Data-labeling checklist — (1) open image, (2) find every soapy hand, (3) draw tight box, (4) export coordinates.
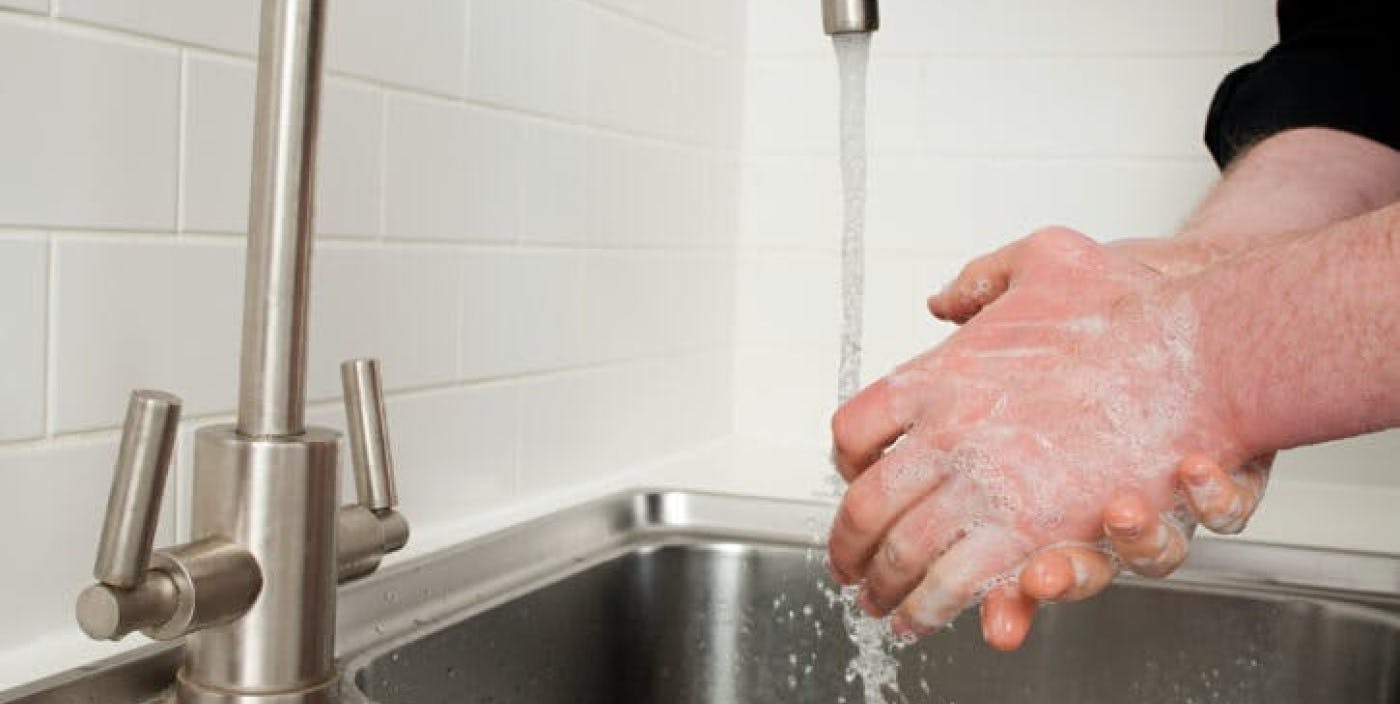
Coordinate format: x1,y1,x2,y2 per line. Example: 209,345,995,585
827,227,1251,640
942,236,1273,651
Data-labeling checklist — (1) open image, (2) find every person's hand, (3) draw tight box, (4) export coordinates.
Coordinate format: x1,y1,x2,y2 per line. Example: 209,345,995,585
925,235,1274,651
828,227,1251,640
978,451,1273,650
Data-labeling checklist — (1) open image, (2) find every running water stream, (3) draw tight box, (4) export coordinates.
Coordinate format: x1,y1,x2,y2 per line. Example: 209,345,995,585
828,32,907,704
835,33,870,406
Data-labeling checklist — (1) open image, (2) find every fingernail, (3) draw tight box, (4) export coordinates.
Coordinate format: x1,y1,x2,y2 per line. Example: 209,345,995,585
858,591,882,618
1184,464,1212,487
890,613,917,641
1105,517,1141,540
827,560,851,586
1067,554,1091,589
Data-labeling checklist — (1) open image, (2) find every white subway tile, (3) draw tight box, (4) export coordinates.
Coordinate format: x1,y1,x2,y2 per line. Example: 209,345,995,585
518,122,593,245
0,237,46,441
626,142,709,248
578,251,655,363
1225,0,1278,54
739,155,841,249
384,96,519,242
745,0,829,58
586,133,636,246
627,350,732,456
661,252,734,349
732,344,837,448
921,57,1234,158
459,107,523,240
629,141,681,246
459,250,516,380
309,246,460,398
504,250,584,374
735,253,839,349
864,155,983,257
0,22,177,230
386,384,517,527
861,254,959,377
659,350,733,447
704,153,742,246
1,436,174,651
316,79,383,237
868,58,924,155
466,0,592,120
325,0,466,97
874,0,1226,56
183,56,384,237
743,58,837,155
591,0,744,50
664,150,707,245
681,0,746,52
52,239,242,433
181,55,255,234
515,365,635,490
0,0,46,14
57,0,258,54
587,11,669,135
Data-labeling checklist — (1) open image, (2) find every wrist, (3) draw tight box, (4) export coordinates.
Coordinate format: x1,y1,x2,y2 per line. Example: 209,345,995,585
1169,204,1400,457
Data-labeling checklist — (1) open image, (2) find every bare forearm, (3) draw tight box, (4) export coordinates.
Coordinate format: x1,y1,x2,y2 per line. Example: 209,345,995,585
1185,202,1400,456
1153,129,1400,274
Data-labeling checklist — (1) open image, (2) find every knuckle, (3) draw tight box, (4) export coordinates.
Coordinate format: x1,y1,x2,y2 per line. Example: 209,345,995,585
881,535,914,573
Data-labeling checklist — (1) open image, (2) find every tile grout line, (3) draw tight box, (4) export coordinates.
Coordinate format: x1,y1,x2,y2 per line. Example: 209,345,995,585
17,225,737,255
3,344,730,451
376,90,389,243
175,48,188,239
41,234,57,438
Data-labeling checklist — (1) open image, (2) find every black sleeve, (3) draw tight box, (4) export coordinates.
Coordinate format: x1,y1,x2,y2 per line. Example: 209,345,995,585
1203,0,1400,168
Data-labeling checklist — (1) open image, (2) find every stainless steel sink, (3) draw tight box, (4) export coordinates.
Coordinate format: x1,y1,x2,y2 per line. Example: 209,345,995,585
6,491,1400,704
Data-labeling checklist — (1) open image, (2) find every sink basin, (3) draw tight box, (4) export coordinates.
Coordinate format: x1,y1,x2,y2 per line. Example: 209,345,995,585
347,542,1399,704
338,492,1400,704
5,491,1399,704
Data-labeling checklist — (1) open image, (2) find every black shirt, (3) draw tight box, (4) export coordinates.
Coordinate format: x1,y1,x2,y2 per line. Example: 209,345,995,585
1204,0,1400,167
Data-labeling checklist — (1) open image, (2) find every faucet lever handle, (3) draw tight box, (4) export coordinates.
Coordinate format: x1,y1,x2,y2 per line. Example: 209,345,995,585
94,390,181,588
340,358,398,511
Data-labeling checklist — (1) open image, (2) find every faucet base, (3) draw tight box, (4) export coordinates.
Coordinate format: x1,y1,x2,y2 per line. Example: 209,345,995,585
181,426,341,702
173,667,338,704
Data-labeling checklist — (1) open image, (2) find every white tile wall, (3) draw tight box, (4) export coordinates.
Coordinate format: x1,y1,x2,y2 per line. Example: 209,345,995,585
51,238,243,432
0,237,46,441
0,0,739,683
56,0,259,54
0,20,178,230
324,0,467,97
0,0,45,15
2,437,135,652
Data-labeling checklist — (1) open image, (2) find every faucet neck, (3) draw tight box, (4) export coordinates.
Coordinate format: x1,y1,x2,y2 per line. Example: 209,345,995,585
236,0,326,438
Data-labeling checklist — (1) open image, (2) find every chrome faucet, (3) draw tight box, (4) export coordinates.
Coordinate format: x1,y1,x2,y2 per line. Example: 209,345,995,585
74,1,407,702
822,0,880,34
